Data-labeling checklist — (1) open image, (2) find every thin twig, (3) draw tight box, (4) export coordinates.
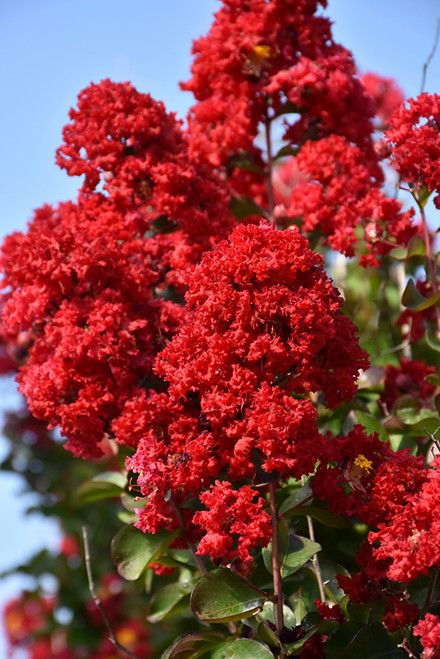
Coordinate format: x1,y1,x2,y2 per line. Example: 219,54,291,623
269,481,285,656
421,18,440,94
264,106,276,224
82,526,140,659
302,477,325,603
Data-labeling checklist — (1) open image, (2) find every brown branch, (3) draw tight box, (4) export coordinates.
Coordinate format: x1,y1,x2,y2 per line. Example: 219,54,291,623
269,481,285,653
82,526,140,659
421,18,440,94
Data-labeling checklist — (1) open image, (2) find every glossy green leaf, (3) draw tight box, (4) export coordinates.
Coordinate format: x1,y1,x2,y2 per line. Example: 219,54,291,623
407,234,426,257
161,631,227,659
77,471,126,502
279,479,313,516
190,568,267,623
111,525,179,580
427,324,440,353
263,534,321,578
227,152,265,175
418,183,432,208
324,621,406,658
284,505,350,528
147,580,196,623
223,639,274,658
354,411,388,442
273,144,299,160
402,278,440,311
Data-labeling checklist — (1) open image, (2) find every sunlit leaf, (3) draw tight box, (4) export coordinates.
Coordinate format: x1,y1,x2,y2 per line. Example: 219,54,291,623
190,568,267,622
263,534,321,578
111,525,179,580
161,631,227,659
77,471,126,502
147,580,197,623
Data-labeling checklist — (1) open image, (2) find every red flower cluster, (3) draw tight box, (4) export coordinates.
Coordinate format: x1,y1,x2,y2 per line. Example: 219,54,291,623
414,613,440,659
0,80,234,458
194,481,272,565
386,93,440,207
128,222,368,560
182,0,377,169
371,457,440,582
274,135,415,264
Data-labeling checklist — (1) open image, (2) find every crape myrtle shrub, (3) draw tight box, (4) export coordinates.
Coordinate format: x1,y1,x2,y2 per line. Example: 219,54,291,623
2,1,440,658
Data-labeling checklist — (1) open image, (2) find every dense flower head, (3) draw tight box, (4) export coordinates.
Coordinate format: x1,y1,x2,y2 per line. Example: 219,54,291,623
127,222,367,538
194,481,272,565
414,613,440,659
370,457,440,583
274,136,415,264
312,426,393,518
0,80,236,458
386,93,440,207
158,221,368,408
182,0,377,169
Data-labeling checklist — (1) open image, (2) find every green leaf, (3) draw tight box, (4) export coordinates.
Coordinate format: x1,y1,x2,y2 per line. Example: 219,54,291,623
324,621,406,658
418,184,432,208
77,471,126,502
161,631,227,659
190,568,267,623
263,534,321,578
279,479,313,516
407,234,426,257
284,505,350,528
111,525,179,581
222,639,274,658
147,579,197,623
353,411,388,443
427,324,440,353
389,235,426,261
273,144,299,160
402,278,440,311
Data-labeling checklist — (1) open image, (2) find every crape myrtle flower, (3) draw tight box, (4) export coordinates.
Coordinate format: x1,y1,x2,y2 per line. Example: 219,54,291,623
128,222,368,556
0,81,235,459
414,613,440,659
181,0,377,169
386,93,440,208
194,481,272,565
370,457,440,583
274,135,415,265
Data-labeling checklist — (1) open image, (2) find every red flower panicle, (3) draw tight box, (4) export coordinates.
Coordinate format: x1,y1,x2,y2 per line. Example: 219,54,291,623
194,481,272,565
414,613,440,659
0,80,234,458
181,0,378,179
386,93,440,207
128,222,368,557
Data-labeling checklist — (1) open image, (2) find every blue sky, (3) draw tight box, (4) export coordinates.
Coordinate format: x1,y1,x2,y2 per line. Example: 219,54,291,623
1,0,440,652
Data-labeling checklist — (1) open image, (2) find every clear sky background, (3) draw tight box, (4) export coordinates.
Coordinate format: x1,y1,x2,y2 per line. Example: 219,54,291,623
1,0,440,653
